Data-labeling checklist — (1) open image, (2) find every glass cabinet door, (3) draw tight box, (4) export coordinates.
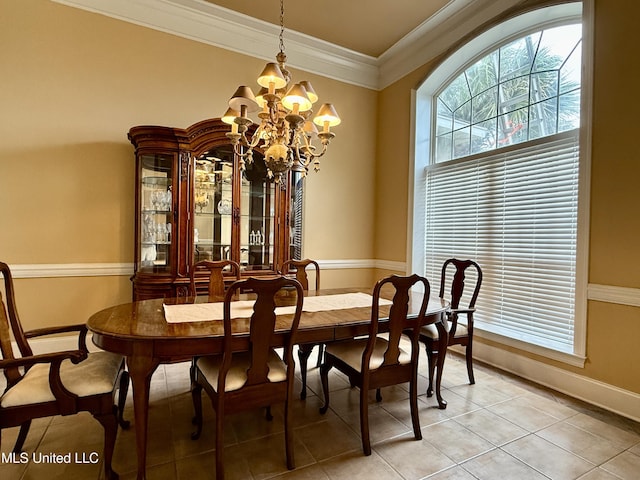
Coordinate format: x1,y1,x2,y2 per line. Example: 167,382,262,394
193,149,234,263
241,156,275,272
138,154,173,273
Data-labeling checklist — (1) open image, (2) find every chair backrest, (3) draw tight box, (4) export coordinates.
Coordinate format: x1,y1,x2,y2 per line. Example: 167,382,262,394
0,262,32,387
220,276,304,389
439,259,482,310
190,260,241,298
364,274,430,370
281,259,320,291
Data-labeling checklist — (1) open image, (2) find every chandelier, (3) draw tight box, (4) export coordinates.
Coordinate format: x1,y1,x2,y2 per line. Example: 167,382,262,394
222,0,341,185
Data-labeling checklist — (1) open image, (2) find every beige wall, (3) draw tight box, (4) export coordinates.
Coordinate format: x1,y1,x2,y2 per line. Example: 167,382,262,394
2,0,638,401
0,0,377,330
374,0,640,395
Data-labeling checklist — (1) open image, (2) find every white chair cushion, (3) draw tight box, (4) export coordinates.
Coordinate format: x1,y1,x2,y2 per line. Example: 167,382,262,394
420,321,468,340
325,337,411,373
196,349,286,393
1,351,124,408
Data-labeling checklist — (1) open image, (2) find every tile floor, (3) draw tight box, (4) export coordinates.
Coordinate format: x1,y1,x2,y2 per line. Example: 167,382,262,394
2,349,640,480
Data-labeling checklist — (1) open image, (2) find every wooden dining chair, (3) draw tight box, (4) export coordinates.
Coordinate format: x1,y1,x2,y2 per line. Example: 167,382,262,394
0,261,129,480
190,259,241,299
190,276,304,480
281,258,321,399
420,258,482,397
318,274,431,456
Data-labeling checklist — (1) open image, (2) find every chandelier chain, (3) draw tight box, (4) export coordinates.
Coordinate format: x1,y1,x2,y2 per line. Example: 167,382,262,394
278,0,285,55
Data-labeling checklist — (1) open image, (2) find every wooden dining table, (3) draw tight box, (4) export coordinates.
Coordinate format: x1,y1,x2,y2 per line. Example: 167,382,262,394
87,287,449,480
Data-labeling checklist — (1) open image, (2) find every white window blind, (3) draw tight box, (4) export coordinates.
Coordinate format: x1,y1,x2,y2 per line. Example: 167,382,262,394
424,131,579,352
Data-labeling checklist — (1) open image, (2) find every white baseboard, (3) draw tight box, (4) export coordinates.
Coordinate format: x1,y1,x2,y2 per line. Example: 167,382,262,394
471,342,640,423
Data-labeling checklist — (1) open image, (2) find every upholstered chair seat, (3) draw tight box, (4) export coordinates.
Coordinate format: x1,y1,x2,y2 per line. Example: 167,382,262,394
420,321,469,341
1,351,124,408
324,337,411,372
195,350,287,393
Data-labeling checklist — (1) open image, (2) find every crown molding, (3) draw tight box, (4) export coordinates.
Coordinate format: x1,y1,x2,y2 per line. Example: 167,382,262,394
50,0,521,91
378,0,523,88
51,0,379,89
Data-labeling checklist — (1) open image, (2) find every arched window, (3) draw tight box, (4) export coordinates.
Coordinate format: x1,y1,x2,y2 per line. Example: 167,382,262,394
411,3,590,363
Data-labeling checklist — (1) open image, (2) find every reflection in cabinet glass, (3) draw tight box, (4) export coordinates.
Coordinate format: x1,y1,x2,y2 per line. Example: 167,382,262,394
240,154,276,271
192,149,233,265
129,118,303,300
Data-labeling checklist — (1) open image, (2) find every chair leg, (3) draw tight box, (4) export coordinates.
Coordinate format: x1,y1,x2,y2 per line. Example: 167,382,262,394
215,400,225,480
298,344,313,400
284,395,295,470
315,343,325,368
466,341,475,385
424,341,436,397
189,359,195,385
409,371,422,441
117,370,130,429
318,361,332,414
12,420,31,453
94,410,119,480
375,388,382,402
360,387,371,456
191,382,203,440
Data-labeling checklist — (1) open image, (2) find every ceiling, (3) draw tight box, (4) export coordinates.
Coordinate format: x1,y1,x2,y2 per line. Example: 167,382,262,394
204,0,451,58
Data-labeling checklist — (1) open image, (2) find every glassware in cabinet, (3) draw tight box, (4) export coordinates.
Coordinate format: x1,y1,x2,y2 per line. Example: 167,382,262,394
138,154,173,272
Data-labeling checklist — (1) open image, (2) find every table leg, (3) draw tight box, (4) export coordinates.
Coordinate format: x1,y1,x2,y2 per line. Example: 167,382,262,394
434,315,448,409
297,344,314,399
126,350,159,480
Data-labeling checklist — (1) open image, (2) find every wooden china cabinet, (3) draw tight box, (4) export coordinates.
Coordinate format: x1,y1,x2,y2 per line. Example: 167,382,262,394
129,118,305,300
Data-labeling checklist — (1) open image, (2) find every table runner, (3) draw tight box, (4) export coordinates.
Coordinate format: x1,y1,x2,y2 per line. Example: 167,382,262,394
163,292,391,324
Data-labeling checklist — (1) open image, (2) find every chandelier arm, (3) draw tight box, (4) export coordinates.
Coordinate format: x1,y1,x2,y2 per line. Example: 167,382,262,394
269,104,280,125
247,126,264,150
233,143,251,159
299,133,328,161
293,143,310,168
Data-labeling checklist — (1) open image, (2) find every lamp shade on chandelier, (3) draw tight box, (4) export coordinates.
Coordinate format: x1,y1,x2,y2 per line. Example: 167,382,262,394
222,0,341,185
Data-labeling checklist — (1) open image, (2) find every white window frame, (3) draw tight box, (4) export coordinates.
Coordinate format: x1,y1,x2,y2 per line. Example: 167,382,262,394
408,2,592,367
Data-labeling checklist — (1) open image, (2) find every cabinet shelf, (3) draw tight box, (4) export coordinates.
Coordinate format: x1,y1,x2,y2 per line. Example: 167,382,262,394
141,176,172,187
142,209,173,215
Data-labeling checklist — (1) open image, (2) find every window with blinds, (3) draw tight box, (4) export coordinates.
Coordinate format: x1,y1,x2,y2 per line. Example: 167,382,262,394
424,132,579,352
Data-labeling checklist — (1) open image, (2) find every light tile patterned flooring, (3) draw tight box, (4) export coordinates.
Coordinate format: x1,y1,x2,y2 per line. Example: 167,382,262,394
2,349,640,479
